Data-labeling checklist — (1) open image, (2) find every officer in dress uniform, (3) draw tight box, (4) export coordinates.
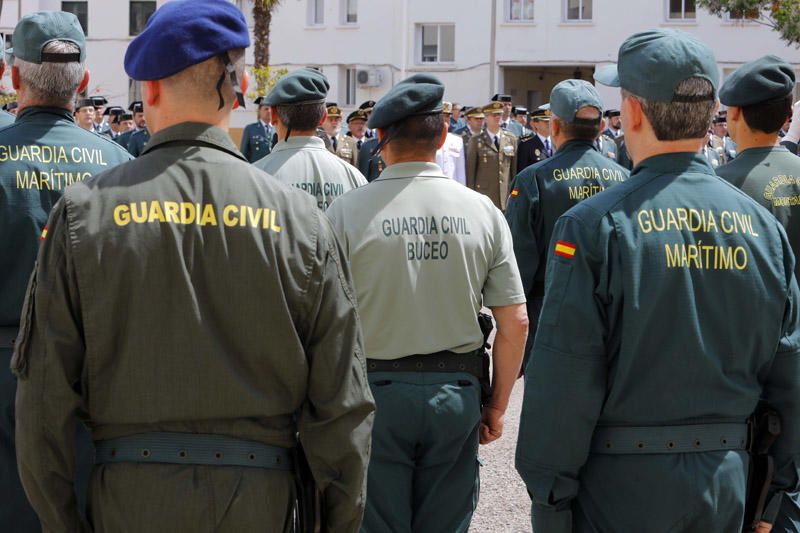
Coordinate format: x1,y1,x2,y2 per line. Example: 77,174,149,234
511,106,532,137
454,105,484,142
326,73,528,533
357,137,385,182
505,80,629,373
436,101,467,185
517,107,553,172
0,11,133,533
239,95,275,163
492,92,514,130
254,68,366,210
516,28,800,532
602,109,623,139
359,99,376,139
74,98,95,130
91,95,109,134
127,120,151,157
345,108,369,151
116,100,145,150
717,56,800,283
710,113,737,163
466,101,518,209
13,2,375,531
101,106,125,140
595,131,619,161
323,102,358,166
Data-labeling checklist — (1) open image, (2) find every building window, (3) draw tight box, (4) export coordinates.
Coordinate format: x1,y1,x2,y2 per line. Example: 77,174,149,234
342,0,357,24
565,0,592,21
727,6,759,20
61,1,88,35
129,1,156,36
344,68,356,106
668,0,696,19
309,0,324,25
509,0,534,21
419,24,455,63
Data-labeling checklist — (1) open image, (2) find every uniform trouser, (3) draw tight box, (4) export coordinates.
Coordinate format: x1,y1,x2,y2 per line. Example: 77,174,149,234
88,462,296,532
362,371,481,533
1,346,40,532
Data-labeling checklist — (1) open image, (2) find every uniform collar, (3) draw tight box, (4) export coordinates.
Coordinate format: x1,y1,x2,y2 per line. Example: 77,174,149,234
271,135,326,152
142,122,246,161
633,152,714,177
16,106,75,123
558,139,595,153
736,145,789,157
375,161,448,181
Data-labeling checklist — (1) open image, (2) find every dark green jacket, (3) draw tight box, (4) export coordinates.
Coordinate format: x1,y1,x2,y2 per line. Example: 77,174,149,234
0,106,132,326
127,128,151,157
240,121,274,163
115,129,135,150
12,122,375,532
505,140,628,369
717,145,800,280
356,137,384,182
516,153,800,532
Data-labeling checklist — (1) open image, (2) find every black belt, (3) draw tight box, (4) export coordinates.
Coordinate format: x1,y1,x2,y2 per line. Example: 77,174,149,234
590,423,748,455
0,327,17,349
366,350,484,381
95,432,293,470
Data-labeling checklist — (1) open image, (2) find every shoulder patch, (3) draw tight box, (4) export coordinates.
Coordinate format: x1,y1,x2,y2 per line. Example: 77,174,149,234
554,240,576,259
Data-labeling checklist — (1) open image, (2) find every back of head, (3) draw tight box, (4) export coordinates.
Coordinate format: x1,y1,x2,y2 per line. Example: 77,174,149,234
10,11,87,107
595,29,719,142
264,68,329,133
550,79,603,141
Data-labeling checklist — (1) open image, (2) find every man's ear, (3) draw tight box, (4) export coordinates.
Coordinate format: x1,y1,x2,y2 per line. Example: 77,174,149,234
318,109,328,127
77,69,90,94
622,95,643,133
11,65,19,91
143,80,160,107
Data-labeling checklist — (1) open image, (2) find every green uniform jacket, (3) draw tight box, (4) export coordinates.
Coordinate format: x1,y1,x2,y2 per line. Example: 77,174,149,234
115,129,135,150
596,134,618,162
0,106,132,326
357,137,385,182
516,153,800,532
717,145,800,281
466,129,518,210
255,136,366,210
127,128,151,157
12,122,375,532
240,121,274,163
505,140,628,370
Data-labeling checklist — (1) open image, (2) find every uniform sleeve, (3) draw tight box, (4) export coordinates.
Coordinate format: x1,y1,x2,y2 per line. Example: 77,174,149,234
515,213,614,533
466,137,478,189
510,136,518,178
482,205,526,307
12,198,89,532
239,126,252,161
765,226,800,527
297,211,375,533
357,144,372,177
454,137,467,186
504,170,543,301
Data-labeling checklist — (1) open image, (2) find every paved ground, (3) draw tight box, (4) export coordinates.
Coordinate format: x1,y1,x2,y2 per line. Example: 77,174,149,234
470,381,532,532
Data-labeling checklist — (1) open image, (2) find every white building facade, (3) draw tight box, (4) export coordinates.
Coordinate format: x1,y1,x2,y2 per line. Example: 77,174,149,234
0,0,797,134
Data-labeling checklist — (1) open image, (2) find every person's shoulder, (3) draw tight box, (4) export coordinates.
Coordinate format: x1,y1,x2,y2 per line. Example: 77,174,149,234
500,129,518,142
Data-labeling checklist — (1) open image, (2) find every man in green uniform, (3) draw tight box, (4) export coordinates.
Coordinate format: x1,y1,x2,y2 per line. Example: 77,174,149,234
13,2,374,531
126,120,151,157
240,95,274,162
115,100,145,150
255,68,365,210
505,79,628,372
516,29,800,532
0,11,132,533
466,101,518,210
327,74,528,533
717,56,800,283
357,136,385,182
73,98,95,130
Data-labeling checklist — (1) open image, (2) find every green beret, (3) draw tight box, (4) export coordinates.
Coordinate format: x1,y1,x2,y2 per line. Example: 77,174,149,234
595,29,718,103
550,79,603,121
264,68,329,106
719,55,795,107
368,74,444,130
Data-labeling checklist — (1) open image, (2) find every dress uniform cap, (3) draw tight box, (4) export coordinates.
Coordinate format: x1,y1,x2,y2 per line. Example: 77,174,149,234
103,106,125,116
90,96,108,107
120,112,133,121
594,29,718,103
491,93,512,103
263,68,329,106
513,106,528,115
359,100,376,110
483,102,505,114
128,101,144,113
8,11,86,64
531,108,552,121
464,106,484,119
124,0,250,81
712,114,727,124
550,79,603,121
75,98,94,110
367,73,444,130
719,55,796,107
604,109,621,118
253,96,266,106
443,101,453,114
347,109,369,123
326,102,342,117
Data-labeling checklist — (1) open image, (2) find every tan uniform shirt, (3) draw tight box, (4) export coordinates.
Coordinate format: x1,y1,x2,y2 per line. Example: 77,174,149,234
466,129,518,210
326,162,526,360
331,133,358,167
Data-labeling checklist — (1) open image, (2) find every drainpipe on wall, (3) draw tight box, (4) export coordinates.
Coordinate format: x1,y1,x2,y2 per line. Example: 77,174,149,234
489,0,497,96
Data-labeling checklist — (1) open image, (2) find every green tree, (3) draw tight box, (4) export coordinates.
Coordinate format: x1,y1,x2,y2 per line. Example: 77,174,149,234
250,0,286,96
697,1,800,46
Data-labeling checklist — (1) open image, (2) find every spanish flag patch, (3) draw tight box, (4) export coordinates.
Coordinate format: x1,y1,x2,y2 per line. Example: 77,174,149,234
511,189,519,197
40,226,48,241
554,240,576,259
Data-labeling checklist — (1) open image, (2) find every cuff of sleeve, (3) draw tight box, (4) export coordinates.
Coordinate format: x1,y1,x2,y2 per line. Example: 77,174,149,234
532,504,572,533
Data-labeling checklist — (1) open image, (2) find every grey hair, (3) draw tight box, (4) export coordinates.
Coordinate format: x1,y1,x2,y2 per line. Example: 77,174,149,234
15,40,84,106
275,102,326,131
622,77,715,141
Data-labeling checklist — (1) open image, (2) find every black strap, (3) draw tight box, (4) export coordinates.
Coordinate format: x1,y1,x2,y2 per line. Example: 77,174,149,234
367,350,484,381
41,52,81,63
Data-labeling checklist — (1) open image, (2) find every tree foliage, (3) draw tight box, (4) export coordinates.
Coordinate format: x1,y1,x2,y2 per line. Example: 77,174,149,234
697,0,800,46
250,0,284,93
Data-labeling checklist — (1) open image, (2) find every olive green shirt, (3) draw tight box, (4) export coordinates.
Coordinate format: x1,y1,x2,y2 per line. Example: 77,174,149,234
326,162,525,360
13,122,375,532
466,129,518,210
254,136,366,210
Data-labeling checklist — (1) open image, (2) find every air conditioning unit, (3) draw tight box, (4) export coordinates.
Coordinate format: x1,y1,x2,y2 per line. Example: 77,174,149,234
357,69,383,88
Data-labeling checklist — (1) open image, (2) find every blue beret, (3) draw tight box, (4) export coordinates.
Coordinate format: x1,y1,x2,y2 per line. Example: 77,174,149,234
368,74,445,130
720,55,796,107
264,68,329,106
124,0,250,81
